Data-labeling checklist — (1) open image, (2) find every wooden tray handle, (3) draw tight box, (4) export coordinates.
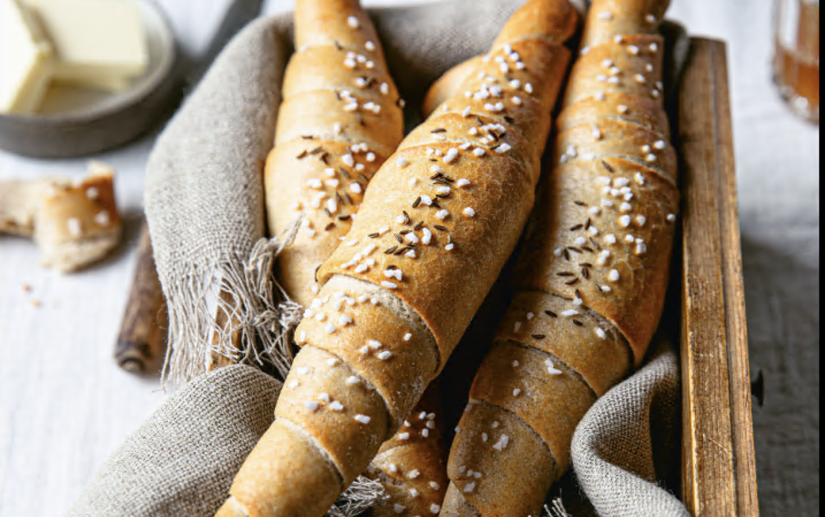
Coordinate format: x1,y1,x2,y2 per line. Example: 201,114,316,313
115,220,168,374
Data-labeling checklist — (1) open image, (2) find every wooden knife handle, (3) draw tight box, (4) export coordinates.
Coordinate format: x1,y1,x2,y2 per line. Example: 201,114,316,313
115,220,168,374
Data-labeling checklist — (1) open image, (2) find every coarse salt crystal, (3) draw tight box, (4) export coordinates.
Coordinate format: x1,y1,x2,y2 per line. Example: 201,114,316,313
305,401,320,411
94,211,110,227
492,435,510,451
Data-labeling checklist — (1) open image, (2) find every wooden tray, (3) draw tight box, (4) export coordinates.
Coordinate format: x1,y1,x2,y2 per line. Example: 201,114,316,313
116,36,760,517
677,37,759,516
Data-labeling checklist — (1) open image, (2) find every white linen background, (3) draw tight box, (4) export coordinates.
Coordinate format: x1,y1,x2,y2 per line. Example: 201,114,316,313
0,0,818,516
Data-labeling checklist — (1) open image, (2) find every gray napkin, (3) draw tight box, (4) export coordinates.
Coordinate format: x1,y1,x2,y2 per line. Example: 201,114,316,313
68,343,687,517
80,2,693,516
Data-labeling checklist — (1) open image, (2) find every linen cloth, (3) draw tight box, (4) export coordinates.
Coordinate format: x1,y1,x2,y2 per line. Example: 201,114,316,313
68,347,687,517
71,3,690,515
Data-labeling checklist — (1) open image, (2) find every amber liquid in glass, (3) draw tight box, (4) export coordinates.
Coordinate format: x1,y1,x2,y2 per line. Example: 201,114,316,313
774,1,820,122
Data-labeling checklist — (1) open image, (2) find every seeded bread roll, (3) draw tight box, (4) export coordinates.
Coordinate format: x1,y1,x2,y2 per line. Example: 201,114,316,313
438,1,680,516
265,0,405,309
263,1,447,513
219,1,576,515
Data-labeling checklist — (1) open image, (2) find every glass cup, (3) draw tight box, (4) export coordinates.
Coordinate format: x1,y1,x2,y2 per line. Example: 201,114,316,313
773,0,820,123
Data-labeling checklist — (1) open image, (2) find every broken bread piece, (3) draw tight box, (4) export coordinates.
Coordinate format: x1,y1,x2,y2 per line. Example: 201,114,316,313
33,161,123,272
0,178,59,236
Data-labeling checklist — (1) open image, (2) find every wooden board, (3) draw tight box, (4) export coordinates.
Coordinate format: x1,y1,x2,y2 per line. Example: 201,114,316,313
677,38,759,516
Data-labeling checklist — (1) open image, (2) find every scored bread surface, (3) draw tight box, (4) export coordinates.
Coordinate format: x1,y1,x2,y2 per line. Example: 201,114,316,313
222,0,577,515
265,0,404,309
438,1,680,516
262,0,451,512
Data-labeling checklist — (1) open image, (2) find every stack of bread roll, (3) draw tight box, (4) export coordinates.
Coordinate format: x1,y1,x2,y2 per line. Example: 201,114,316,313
261,0,446,515
436,0,680,515
217,0,578,515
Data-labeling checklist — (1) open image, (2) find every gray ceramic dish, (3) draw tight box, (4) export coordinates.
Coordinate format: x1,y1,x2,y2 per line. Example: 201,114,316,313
0,0,181,158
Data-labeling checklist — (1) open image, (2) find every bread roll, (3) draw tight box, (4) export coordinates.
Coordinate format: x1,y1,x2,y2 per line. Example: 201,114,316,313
0,162,122,273
438,1,679,515
264,0,404,309
218,1,577,515
260,0,446,513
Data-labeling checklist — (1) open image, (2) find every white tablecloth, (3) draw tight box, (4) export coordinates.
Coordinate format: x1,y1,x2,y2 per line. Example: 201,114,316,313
0,1,818,516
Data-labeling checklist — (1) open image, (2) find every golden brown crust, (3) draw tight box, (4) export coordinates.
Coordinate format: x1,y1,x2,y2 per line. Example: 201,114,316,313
296,275,439,426
319,143,538,365
275,92,403,158
398,113,540,182
439,485,481,517
555,91,670,138
468,341,596,478
276,345,392,483
513,160,678,361
228,419,343,517
494,291,631,397
295,0,385,58
562,34,666,109
233,1,405,514
448,402,557,517
367,385,449,517
265,140,380,307
579,0,670,49
440,1,677,515
33,163,123,273
492,0,578,47
266,0,404,303
232,1,578,515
